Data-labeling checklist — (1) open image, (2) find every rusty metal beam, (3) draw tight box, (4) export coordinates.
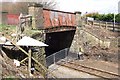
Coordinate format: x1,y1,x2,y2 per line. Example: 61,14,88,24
43,8,75,14
45,26,76,33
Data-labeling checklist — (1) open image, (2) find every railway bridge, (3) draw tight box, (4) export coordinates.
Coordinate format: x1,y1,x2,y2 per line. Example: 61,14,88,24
28,4,82,56
5,3,82,56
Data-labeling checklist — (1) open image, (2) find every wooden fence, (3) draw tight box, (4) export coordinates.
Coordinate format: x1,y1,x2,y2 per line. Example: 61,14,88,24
87,20,120,32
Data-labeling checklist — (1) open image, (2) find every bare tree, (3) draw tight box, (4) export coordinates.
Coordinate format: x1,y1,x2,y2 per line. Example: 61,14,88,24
37,0,57,9
1,0,57,14
2,2,28,14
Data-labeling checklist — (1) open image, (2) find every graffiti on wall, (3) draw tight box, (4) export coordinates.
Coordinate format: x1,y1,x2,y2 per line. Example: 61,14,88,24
43,9,76,28
7,9,76,29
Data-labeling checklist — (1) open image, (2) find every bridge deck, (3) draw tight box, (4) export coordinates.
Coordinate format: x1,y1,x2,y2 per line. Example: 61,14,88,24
45,25,76,33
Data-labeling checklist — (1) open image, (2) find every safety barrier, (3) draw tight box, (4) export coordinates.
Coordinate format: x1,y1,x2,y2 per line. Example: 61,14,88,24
46,48,78,67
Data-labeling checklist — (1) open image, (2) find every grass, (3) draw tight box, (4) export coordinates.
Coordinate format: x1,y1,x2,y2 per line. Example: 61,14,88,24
0,24,16,35
25,28,42,36
0,24,42,37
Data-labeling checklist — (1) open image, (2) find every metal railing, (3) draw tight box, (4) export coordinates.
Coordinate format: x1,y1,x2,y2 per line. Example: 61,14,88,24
46,48,78,67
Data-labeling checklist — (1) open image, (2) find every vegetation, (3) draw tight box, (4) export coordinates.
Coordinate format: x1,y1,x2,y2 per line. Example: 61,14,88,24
0,24,16,35
25,28,43,37
0,24,42,39
86,12,120,23
1,1,57,14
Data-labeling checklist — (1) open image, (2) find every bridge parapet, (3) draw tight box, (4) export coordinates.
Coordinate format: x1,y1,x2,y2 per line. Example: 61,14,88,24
28,3,82,32
43,9,76,28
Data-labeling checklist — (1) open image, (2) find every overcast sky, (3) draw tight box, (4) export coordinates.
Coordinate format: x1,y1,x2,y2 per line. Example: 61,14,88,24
56,0,120,14
1,0,120,14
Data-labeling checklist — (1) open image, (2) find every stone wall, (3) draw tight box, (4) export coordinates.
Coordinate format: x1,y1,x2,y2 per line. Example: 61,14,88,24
69,27,82,53
69,12,82,53
69,26,118,63
28,3,47,77
31,30,46,77
70,26,115,53
81,28,111,49
28,4,44,29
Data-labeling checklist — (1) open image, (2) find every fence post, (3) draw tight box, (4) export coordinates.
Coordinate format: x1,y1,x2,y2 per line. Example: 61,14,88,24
65,48,69,62
113,22,115,32
28,48,32,77
105,22,107,30
92,21,94,27
99,21,101,28
53,54,55,64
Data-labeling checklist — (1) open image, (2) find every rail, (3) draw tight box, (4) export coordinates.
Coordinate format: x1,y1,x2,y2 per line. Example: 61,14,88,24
57,61,120,79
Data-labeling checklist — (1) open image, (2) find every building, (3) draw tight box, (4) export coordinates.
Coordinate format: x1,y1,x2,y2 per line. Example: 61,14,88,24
0,11,8,24
118,1,120,13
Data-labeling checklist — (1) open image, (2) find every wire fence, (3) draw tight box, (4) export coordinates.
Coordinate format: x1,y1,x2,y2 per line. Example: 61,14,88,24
46,48,78,67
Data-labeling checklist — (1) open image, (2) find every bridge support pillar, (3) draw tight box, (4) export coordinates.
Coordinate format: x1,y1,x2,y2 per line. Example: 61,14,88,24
70,12,82,53
28,3,44,29
28,3,47,77
75,11,82,27
69,27,82,54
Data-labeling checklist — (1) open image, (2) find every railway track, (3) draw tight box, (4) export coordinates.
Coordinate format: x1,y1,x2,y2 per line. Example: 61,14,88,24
57,61,120,80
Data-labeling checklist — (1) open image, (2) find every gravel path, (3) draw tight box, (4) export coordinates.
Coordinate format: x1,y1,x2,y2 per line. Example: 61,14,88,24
74,59,118,74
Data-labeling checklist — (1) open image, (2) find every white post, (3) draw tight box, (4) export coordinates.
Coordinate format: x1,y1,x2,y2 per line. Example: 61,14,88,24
28,48,32,77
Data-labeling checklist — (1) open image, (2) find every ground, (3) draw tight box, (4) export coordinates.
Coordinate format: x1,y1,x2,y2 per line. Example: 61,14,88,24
48,59,118,78
0,24,44,78
0,49,43,78
47,24,119,78
48,64,98,78
0,23,119,78
81,24,119,63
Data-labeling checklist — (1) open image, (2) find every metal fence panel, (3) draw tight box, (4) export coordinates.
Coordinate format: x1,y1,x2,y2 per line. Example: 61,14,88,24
55,49,66,62
46,48,79,67
46,48,69,67
46,55,54,67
